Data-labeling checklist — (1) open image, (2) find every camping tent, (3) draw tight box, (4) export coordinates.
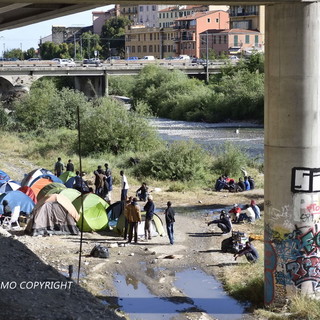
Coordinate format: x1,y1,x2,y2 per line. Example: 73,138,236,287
0,190,35,215
107,201,164,237
64,176,76,188
18,186,37,204
30,177,58,197
36,182,66,202
0,180,21,193
0,170,10,185
73,193,109,232
21,168,53,187
30,174,62,186
59,171,76,183
25,193,79,236
59,188,81,203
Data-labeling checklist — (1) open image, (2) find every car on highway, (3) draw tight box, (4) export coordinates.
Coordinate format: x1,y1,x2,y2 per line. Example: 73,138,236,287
82,58,102,66
126,56,139,61
52,58,76,67
106,56,121,61
191,58,206,64
28,58,41,61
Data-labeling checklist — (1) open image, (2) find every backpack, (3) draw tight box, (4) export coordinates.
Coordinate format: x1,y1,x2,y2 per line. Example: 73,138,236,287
90,245,109,258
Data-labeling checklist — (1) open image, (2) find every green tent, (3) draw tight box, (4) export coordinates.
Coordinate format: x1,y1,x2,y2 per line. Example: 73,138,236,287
59,171,76,183
37,182,66,202
60,188,81,203
73,193,109,232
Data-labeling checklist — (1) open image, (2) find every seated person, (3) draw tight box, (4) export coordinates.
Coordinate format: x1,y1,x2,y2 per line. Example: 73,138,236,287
136,182,149,201
237,178,245,191
207,210,232,234
0,200,12,224
238,204,256,223
250,200,261,220
244,176,251,191
248,176,255,190
234,241,259,263
229,204,241,223
215,176,228,191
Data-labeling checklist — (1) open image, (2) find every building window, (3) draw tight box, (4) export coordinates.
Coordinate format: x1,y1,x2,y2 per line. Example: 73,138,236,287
138,35,140,41
144,34,146,41
245,35,250,44
159,23,162,28
154,45,157,52
213,36,216,44
140,6,143,12
150,33,153,40
224,35,227,44
143,45,147,52
234,35,238,46
132,46,135,53
219,35,222,44
149,45,153,52
215,18,219,23
138,46,141,53
152,5,156,11
255,35,259,45
207,18,211,23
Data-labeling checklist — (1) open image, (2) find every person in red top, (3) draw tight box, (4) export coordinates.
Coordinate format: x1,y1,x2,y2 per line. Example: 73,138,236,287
228,204,241,223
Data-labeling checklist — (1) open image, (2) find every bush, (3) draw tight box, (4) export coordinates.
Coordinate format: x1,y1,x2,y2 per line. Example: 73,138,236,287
79,97,162,156
213,142,249,177
134,141,212,182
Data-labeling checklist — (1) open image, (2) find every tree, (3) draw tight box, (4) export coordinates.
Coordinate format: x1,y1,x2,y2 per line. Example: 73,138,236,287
24,48,37,60
4,48,23,60
100,16,131,58
80,32,102,59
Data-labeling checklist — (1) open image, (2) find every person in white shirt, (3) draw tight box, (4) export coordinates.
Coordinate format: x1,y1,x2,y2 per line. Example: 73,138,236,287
120,170,129,201
238,204,255,223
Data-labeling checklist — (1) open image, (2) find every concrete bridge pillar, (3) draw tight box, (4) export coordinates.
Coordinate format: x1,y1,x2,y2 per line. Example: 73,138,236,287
74,76,106,98
265,2,320,306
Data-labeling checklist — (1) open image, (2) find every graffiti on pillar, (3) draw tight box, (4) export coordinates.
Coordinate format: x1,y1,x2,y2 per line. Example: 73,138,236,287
293,193,320,223
291,167,320,193
265,241,277,305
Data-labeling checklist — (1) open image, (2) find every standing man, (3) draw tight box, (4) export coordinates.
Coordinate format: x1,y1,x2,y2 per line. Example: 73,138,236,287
104,170,113,204
143,195,155,240
164,201,175,245
126,197,141,244
94,165,105,197
54,157,65,177
104,163,111,176
66,159,74,172
120,170,129,201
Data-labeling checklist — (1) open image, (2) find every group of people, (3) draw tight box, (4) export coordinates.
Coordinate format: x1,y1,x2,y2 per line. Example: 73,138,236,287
123,195,175,245
215,175,255,193
93,164,113,203
207,200,261,263
54,158,74,177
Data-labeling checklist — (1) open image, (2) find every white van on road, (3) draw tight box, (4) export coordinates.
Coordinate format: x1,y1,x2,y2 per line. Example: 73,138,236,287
142,56,155,60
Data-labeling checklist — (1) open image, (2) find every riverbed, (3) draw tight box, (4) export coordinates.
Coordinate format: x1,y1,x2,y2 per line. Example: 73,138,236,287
149,118,264,161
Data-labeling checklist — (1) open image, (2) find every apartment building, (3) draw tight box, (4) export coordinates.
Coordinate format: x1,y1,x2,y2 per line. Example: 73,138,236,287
199,28,263,57
174,10,230,58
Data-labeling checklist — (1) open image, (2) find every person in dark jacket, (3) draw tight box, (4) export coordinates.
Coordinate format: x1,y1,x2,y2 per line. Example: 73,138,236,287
136,182,149,201
143,195,155,240
238,178,245,191
234,241,259,263
207,210,232,234
66,159,74,172
248,176,255,190
164,201,175,245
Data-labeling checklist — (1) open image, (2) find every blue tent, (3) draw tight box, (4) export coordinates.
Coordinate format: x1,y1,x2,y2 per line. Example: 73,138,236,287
64,176,76,188
0,190,35,215
21,168,53,187
0,170,10,186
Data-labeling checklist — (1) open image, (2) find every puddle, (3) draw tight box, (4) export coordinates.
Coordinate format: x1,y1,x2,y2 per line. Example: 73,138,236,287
175,269,245,320
114,273,193,320
114,269,246,320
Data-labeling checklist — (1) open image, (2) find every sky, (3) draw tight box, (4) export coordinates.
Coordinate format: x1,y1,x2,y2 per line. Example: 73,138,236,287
0,5,114,51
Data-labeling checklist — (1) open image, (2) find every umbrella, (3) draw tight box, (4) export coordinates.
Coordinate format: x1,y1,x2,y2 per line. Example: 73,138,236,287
0,180,21,193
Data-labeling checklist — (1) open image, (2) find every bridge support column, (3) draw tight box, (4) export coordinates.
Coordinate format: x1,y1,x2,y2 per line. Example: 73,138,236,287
104,72,109,96
265,2,320,306
74,76,106,98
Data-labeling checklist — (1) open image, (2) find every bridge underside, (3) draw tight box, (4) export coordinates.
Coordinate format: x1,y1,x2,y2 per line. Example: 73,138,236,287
0,0,308,31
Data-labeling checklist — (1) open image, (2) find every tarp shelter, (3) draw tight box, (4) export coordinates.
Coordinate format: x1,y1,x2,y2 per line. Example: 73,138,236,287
21,168,53,187
59,188,81,203
0,190,35,215
59,171,76,183
0,180,21,193
37,182,66,202
73,193,109,232
18,186,37,204
106,201,125,228
25,193,79,236
0,170,10,185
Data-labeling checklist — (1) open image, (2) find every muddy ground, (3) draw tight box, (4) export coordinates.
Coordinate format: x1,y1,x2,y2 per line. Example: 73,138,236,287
0,180,265,320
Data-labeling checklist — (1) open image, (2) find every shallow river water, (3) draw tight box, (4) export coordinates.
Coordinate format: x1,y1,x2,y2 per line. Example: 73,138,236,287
149,118,264,161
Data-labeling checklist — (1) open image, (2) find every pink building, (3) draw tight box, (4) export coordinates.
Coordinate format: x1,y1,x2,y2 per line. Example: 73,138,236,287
92,6,120,35
174,10,229,58
199,28,263,57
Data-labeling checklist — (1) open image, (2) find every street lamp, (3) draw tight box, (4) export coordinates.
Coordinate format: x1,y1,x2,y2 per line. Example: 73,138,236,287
0,36,4,59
